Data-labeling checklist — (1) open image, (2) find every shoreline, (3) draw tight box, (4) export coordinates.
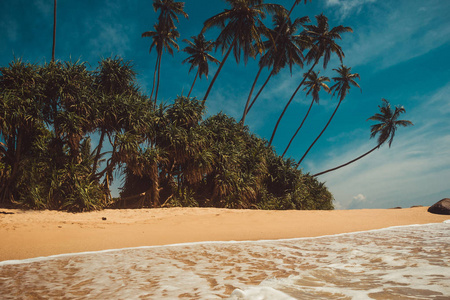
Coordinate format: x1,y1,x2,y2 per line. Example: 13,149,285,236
1,206,448,261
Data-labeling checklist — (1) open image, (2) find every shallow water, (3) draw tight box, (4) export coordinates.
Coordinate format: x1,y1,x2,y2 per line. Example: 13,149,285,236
1,221,449,299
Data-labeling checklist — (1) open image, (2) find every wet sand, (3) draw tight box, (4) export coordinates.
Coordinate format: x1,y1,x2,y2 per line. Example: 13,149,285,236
0,206,448,261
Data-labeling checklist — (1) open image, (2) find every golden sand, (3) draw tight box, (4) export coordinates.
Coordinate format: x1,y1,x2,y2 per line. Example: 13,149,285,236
0,206,448,261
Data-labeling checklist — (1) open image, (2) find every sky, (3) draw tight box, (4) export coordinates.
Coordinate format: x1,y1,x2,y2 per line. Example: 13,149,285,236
1,0,449,209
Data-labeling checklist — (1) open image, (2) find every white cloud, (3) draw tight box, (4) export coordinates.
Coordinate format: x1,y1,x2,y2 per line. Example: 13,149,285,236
353,193,366,202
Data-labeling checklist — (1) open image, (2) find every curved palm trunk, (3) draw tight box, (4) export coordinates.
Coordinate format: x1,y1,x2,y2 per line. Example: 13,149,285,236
313,143,382,177
202,38,236,105
269,59,318,146
297,98,342,168
155,52,162,102
282,97,314,157
52,0,57,62
187,69,199,98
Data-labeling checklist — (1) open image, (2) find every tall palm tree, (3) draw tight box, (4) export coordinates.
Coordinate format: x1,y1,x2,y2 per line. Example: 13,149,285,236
201,0,285,104
313,99,413,176
269,13,352,146
241,12,310,124
243,0,313,121
182,34,220,98
153,0,188,30
297,64,360,167
52,0,57,62
142,23,180,102
282,70,330,157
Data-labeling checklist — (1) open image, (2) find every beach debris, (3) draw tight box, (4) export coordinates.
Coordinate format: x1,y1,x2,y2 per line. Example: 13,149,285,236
102,217,107,221
427,198,450,215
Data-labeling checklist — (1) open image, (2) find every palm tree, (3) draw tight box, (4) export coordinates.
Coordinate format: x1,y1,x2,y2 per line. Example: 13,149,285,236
182,34,220,98
269,13,352,146
153,0,188,30
52,0,57,62
282,70,330,157
142,23,180,102
297,64,360,167
313,99,413,176
201,0,285,104
241,12,310,124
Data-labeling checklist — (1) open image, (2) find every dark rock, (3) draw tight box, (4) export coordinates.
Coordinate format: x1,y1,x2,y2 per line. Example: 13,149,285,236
102,217,107,221
428,198,450,215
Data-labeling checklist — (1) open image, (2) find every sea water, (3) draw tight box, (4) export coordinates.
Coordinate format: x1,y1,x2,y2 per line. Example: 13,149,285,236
1,221,449,299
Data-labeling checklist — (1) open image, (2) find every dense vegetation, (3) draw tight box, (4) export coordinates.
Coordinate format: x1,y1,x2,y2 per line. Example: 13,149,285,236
0,0,413,211
0,58,333,211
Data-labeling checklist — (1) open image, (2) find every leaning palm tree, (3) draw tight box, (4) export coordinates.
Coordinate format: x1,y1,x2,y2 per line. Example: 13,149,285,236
313,99,413,176
269,13,352,146
282,70,330,157
153,0,188,30
182,34,220,98
297,64,360,167
241,12,310,124
201,0,286,104
142,23,180,102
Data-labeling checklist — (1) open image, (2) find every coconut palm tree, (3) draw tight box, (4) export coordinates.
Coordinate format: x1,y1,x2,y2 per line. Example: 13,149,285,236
52,0,57,62
282,70,330,157
153,0,188,30
201,0,286,104
313,99,413,176
182,34,220,98
142,23,180,102
241,12,310,124
269,13,352,146
297,64,360,167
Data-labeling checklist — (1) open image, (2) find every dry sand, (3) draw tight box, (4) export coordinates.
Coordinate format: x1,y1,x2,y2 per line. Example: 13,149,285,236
0,206,448,261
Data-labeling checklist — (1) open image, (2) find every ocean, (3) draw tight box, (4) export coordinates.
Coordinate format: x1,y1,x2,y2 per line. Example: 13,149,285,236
1,221,449,299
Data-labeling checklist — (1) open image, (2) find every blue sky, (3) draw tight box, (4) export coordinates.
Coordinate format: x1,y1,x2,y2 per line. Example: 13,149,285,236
1,0,449,209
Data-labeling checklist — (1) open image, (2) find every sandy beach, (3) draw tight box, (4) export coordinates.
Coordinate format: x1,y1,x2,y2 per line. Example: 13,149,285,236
0,206,447,262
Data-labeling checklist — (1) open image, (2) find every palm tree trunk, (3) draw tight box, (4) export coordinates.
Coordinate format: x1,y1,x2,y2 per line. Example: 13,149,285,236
92,130,105,175
150,54,159,101
269,59,318,146
155,52,162,102
52,0,57,62
241,66,264,124
313,143,382,177
187,69,199,98
247,69,274,114
282,97,314,158
203,38,236,105
297,98,342,168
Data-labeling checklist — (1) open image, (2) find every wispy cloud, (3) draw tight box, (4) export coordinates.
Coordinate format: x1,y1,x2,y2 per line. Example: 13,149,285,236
325,0,376,21
340,1,450,70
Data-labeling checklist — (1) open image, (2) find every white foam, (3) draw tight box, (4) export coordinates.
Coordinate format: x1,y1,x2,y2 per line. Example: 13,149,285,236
228,287,295,300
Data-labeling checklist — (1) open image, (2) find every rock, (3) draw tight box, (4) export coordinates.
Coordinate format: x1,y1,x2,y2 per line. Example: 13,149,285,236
428,198,450,215
102,217,107,221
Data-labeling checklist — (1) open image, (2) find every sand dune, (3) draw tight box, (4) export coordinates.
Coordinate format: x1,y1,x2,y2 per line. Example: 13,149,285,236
0,206,448,261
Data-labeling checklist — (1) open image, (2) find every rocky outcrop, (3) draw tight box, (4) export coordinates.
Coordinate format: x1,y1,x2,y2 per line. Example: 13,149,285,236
428,198,450,215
